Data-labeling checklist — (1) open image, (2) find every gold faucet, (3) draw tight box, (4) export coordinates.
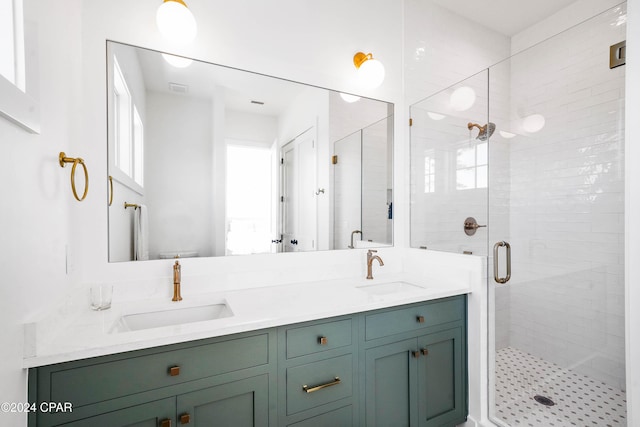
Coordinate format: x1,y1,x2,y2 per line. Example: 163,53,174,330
172,260,183,301
366,249,384,280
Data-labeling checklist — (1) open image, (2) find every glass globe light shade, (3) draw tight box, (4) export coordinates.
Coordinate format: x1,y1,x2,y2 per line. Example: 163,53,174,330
162,53,193,68
358,58,385,89
340,93,361,103
522,114,546,133
427,112,445,121
499,131,516,139
449,86,476,111
156,1,197,45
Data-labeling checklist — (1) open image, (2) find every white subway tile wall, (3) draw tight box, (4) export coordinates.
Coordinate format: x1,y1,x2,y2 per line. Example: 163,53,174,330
406,2,627,392
498,5,626,390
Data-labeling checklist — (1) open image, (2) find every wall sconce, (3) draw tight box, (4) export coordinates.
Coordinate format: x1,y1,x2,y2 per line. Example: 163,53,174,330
156,0,197,45
353,52,385,89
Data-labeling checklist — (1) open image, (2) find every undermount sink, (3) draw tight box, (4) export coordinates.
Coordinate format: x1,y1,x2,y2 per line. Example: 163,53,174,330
117,303,233,332
356,281,425,296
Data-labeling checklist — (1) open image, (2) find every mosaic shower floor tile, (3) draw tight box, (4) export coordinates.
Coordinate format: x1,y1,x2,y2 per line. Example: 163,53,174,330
494,347,626,426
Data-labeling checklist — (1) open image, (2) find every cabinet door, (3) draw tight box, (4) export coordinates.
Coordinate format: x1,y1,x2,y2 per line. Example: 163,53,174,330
60,397,175,427
417,327,465,427
176,374,269,427
364,338,417,427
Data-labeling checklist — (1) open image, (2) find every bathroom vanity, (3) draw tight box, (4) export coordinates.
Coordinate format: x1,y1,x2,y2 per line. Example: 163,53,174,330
27,291,467,426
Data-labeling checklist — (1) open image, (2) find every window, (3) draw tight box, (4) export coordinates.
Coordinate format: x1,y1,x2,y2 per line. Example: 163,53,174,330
113,56,144,188
133,107,144,187
424,151,435,193
0,0,39,133
0,0,17,86
226,144,273,255
456,142,487,190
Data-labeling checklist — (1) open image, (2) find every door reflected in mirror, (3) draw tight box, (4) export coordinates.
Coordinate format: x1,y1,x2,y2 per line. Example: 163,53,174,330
107,41,393,262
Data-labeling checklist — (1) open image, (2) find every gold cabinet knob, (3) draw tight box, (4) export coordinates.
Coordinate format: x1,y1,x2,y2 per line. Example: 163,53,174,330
412,350,420,358
160,419,172,427
169,366,180,376
180,414,191,424
416,316,425,323
318,336,328,345
421,348,429,356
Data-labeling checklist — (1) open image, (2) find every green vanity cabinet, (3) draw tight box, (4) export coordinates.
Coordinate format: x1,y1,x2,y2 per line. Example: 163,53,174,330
277,316,358,426
29,295,467,427
360,296,467,427
59,397,175,427
28,330,277,427
176,374,270,426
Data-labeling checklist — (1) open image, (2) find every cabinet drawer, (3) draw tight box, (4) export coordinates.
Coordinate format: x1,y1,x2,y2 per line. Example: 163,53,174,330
365,297,464,340
285,318,352,359
287,405,352,427
286,354,353,415
47,333,269,408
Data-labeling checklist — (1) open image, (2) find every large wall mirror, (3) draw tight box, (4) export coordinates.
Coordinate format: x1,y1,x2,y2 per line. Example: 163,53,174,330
107,41,393,262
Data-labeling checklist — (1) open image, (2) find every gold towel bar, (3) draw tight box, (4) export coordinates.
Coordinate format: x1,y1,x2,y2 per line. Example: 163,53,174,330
124,202,139,209
59,152,88,202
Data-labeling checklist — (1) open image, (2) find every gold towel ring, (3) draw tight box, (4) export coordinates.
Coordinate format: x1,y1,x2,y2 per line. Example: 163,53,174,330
59,152,89,202
108,175,114,206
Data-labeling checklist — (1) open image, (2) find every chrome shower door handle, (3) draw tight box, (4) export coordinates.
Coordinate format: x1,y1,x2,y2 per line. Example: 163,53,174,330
493,241,511,284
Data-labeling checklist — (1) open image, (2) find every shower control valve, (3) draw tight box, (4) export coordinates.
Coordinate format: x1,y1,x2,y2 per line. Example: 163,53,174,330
464,217,486,236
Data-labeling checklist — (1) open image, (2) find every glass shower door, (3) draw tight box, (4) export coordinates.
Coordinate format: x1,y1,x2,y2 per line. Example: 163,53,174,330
409,70,489,257
487,4,627,425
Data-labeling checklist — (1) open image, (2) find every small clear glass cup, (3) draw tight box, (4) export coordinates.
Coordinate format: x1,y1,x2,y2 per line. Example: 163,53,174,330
90,284,113,311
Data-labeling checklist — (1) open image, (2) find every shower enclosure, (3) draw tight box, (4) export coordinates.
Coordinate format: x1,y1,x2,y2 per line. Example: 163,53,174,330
410,4,627,426
333,116,393,250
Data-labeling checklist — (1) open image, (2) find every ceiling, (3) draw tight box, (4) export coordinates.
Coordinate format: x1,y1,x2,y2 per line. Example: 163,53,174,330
431,0,579,36
135,47,311,117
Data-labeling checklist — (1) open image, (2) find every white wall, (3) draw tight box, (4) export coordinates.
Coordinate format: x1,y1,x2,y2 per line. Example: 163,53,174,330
0,1,82,424
145,91,214,258
404,0,511,106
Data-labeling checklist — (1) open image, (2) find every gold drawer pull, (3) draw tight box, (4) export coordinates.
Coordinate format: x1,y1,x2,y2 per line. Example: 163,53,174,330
416,315,425,323
160,419,172,427
303,377,341,393
169,366,180,376
318,336,328,345
180,414,191,424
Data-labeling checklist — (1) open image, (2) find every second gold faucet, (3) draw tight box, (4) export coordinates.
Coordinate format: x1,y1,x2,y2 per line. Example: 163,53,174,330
172,260,182,301
366,250,384,279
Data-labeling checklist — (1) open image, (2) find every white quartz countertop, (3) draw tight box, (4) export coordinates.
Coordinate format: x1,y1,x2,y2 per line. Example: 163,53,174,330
24,274,471,368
